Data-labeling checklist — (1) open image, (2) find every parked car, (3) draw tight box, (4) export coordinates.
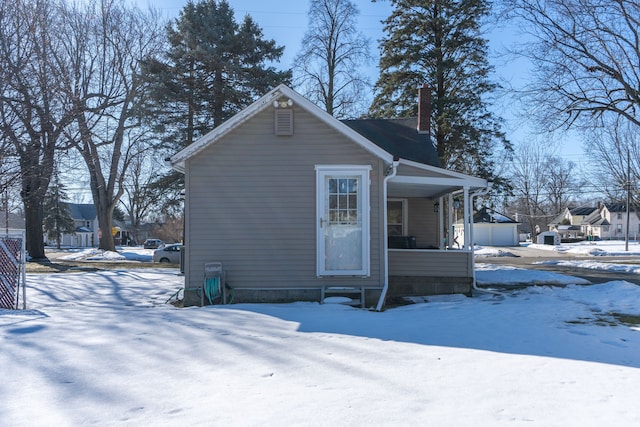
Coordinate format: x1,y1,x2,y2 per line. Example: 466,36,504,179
153,243,182,263
143,239,163,249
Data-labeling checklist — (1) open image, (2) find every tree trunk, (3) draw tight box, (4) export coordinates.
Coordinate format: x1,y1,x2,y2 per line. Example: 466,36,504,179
19,148,53,259
24,202,45,259
97,207,115,252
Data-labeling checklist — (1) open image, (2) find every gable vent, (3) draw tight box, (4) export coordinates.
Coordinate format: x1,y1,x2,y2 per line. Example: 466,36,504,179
274,109,293,136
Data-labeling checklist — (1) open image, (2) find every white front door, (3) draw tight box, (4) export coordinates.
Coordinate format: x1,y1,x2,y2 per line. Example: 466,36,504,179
316,166,370,276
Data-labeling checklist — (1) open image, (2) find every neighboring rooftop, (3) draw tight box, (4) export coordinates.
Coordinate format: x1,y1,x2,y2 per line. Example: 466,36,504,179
570,206,597,216
473,207,518,224
68,203,97,221
606,203,639,213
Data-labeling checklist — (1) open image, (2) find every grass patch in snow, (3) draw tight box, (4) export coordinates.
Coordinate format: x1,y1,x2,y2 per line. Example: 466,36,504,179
612,313,640,326
567,311,640,327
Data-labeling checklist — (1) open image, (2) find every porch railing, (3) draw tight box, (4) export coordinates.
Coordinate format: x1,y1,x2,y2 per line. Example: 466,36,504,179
388,248,472,278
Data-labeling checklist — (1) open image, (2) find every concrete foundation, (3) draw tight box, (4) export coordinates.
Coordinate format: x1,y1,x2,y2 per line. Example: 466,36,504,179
388,276,472,297
183,278,470,307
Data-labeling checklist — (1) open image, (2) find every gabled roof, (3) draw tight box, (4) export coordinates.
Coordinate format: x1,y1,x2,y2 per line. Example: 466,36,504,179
558,225,581,230
473,207,518,224
68,203,96,221
589,217,610,226
570,206,597,216
170,84,394,172
605,203,638,213
454,207,517,225
341,118,440,167
548,207,571,226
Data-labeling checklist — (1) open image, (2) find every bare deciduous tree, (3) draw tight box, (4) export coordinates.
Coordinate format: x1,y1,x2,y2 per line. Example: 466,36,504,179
585,118,640,207
120,153,168,245
59,0,165,251
507,136,585,238
503,0,640,130
544,156,582,215
0,0,75,258
293,0,372,118
508,140,549,239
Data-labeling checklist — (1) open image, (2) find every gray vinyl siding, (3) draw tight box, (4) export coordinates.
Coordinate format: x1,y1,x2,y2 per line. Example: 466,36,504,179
388,250,472,277
184,105,384,293
406,198,439,248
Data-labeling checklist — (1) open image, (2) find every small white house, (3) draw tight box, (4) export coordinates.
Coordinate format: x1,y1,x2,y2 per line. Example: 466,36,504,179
454,207,519,247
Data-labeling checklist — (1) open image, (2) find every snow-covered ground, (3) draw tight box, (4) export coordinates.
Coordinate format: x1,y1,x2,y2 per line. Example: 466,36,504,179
476,240,640,287
535,240,640,257
475,262,592,287
1,243,639,425
55,246,154,262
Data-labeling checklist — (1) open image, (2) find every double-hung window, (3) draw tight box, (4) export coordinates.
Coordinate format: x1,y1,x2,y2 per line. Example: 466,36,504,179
387,199,407,236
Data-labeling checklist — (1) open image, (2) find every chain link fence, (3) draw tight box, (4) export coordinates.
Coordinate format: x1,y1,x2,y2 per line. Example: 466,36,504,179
0,232,26,310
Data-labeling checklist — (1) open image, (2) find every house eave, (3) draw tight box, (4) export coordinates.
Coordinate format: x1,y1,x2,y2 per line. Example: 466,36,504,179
388,159,489,198
169,84,393,172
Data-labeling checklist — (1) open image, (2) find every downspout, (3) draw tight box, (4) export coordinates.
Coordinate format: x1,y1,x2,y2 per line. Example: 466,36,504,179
468,182,502,295
376,158,399,311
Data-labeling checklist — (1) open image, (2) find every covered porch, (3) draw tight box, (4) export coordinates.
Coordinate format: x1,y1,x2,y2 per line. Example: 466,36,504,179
382,159,490,300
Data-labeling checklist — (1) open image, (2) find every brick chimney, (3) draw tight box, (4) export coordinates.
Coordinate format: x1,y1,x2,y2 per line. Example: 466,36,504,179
417,84,431,134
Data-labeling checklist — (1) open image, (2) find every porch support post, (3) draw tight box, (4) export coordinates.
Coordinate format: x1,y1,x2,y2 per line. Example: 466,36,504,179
447,193,454,249
463,186,470,250
438,196,444,249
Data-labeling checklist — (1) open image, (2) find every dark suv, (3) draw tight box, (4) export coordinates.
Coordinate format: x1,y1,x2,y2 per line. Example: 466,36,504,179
143,239,163,249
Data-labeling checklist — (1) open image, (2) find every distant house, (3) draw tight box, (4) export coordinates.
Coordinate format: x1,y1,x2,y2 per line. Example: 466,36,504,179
579,206,612,240
169,84,491,308
454,207,519,247
548,203,640,241
55,203,99,248
550,206,595,241
602,203,640,240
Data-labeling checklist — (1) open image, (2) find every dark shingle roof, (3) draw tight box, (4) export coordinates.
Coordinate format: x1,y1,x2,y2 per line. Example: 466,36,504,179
570,206,597,216
606,203,638,213
68,203,97,221
341,118,441,167
473,207,518,224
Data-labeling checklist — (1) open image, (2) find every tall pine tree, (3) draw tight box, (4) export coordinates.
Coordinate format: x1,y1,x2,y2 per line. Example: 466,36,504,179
143,0,291,150
43,177,75,249
370,0,510,182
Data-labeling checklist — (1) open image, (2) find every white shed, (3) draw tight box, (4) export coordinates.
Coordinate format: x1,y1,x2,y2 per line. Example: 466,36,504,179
536,231,560,245
454,207,519,247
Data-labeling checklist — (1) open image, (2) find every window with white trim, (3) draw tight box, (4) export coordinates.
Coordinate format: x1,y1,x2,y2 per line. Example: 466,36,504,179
387,199,407,236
